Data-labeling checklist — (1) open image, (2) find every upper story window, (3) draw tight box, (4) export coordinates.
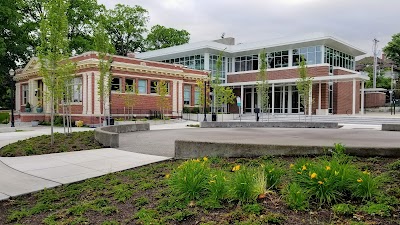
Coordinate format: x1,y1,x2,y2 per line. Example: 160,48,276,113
210,54,226,80
162,55,205,70
293,46,322,66
234,55,258,72
111,77,121,91
324,46,355,70
267,51,289,68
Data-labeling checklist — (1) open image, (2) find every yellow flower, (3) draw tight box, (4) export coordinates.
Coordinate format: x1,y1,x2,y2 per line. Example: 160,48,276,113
357,178,363,183
194,159,200,163
232,165,241,172
363,170,370,175
165,174,170,179
325,166,331,171
334,171,339,176
302,165,307,171
318,181,324,185
209,180,216,184
310,173,317,179
297,172,302,175
289,164,295,169
203,157,208,162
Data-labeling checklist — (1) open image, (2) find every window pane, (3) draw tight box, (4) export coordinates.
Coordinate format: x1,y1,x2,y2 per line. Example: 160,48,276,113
307,52,315,64
316,52,322,64
111,77,120,91
184,85,191,105
308,46,316,52
138,80,147,94
150,81,158,94
126,79,135,92
282,55,289,67
282,50,289,56
300,48,307,54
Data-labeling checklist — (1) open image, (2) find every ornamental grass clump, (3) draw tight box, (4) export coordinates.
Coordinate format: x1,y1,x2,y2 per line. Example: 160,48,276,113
350,170,381,201
229,167,264,203
282,182,309,211
169,158,210,200
263,162,285,190
207,169,229,202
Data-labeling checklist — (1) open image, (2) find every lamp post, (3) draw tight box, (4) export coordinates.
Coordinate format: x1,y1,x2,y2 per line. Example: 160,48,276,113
203,79,208,122
9,69,15,127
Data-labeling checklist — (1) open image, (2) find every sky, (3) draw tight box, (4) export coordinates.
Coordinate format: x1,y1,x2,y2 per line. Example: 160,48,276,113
97,0,399,58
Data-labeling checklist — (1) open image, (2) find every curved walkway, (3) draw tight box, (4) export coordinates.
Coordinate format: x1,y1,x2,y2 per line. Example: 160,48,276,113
118,127,400,157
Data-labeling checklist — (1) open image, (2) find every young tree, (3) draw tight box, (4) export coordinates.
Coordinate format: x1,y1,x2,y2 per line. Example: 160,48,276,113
219,87,236,121
256,48,269,121
211,52,224,114
145,25,190,51
196,78,211,114
383,33,400,66
296,56,313,119
155,80,170,122
94,21,115,126
121,83,138,120
37,0,72,145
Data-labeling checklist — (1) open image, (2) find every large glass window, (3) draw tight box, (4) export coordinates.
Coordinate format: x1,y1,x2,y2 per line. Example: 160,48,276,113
138,80,147,94
210,54,226,80
162,54,205,70
184,85,191,105
234,55,258,72
150,81,158,94
324,46,355,70
267,51,289,68
293,46,322,66
71,77,82,102
125,79,135,92
22,84,29,105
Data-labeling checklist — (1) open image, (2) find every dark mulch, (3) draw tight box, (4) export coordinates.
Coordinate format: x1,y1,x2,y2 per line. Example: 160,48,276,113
0,157,399,225
0,131,103,157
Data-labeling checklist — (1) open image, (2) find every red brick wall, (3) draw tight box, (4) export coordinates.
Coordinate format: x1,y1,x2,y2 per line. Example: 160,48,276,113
58,105,83,114
333,81,361,114
227,66,329,83
311,83,329,114
365,92,386,108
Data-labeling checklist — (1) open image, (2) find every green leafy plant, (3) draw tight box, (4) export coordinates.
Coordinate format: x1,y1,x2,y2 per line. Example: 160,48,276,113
263,162,285,189
207,169,229,202
282,182,309,211
332,203,356,216
229,167,263,203
350,170,381,200
169,158,210,200
360,203,392,217
243,203,263,215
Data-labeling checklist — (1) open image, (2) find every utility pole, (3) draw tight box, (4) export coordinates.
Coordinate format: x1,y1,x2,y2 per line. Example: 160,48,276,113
373,38,379,89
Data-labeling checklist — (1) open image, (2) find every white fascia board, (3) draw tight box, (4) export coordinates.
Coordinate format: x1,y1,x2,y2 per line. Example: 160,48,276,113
136,33,366,60
222,74,369,87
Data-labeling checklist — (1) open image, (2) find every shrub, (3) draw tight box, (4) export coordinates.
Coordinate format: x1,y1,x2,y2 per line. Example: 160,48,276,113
282,182,309,211
388,159,400,170
332,203,356,215
229,167,263,203
169,159,210,200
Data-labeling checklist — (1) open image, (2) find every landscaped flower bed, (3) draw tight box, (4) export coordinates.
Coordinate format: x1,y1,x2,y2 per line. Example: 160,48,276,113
0,144,399,224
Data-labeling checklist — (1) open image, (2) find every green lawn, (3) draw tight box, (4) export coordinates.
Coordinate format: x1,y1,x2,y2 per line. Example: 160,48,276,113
0,131,103,157
0,112,9,124
0,150,399,225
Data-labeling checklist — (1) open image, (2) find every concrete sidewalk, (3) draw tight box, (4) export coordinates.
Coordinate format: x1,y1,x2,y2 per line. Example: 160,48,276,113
0,148,170,201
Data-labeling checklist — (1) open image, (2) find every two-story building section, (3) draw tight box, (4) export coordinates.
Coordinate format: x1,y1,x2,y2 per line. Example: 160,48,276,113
136,33,369,115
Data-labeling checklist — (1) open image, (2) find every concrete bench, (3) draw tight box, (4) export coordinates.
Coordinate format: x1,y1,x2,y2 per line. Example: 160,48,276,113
95,123,149,148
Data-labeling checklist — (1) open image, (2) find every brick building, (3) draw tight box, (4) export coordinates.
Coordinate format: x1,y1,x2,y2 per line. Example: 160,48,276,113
136,33,369,115
13,52,208,124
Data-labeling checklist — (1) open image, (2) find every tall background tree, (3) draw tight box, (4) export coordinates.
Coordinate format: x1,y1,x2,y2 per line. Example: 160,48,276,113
38,0,73,144
104,4,149,55
384,33,400,66
145,25,190,51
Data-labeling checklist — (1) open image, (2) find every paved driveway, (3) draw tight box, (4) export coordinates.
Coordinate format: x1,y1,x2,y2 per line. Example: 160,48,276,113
118,128,400,157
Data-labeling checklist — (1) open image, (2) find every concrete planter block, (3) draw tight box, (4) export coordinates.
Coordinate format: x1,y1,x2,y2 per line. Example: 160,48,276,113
94,123,150,148
382,124,400,131
200,122,338,129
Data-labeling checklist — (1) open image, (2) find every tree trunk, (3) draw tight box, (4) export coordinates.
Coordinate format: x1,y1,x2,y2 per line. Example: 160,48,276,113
50,90,54,145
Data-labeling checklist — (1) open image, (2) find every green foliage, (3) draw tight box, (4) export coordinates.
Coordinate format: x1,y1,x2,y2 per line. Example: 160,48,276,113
133,209,159,224
243,203,263,215
112,184,134,203
296,56,313,115
332,203,356,215
229,167,263,203
196,79,211,113
388,159,400,170
383,33,400,66
207,169,229,202
282,182,309,211
350,170,381,200
104,4,149,55
169,158,210,200
156,80,170,121
256,48,269,113
360,203,392,217
0,112,9,124
263,162,285,189
145,24,190,51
